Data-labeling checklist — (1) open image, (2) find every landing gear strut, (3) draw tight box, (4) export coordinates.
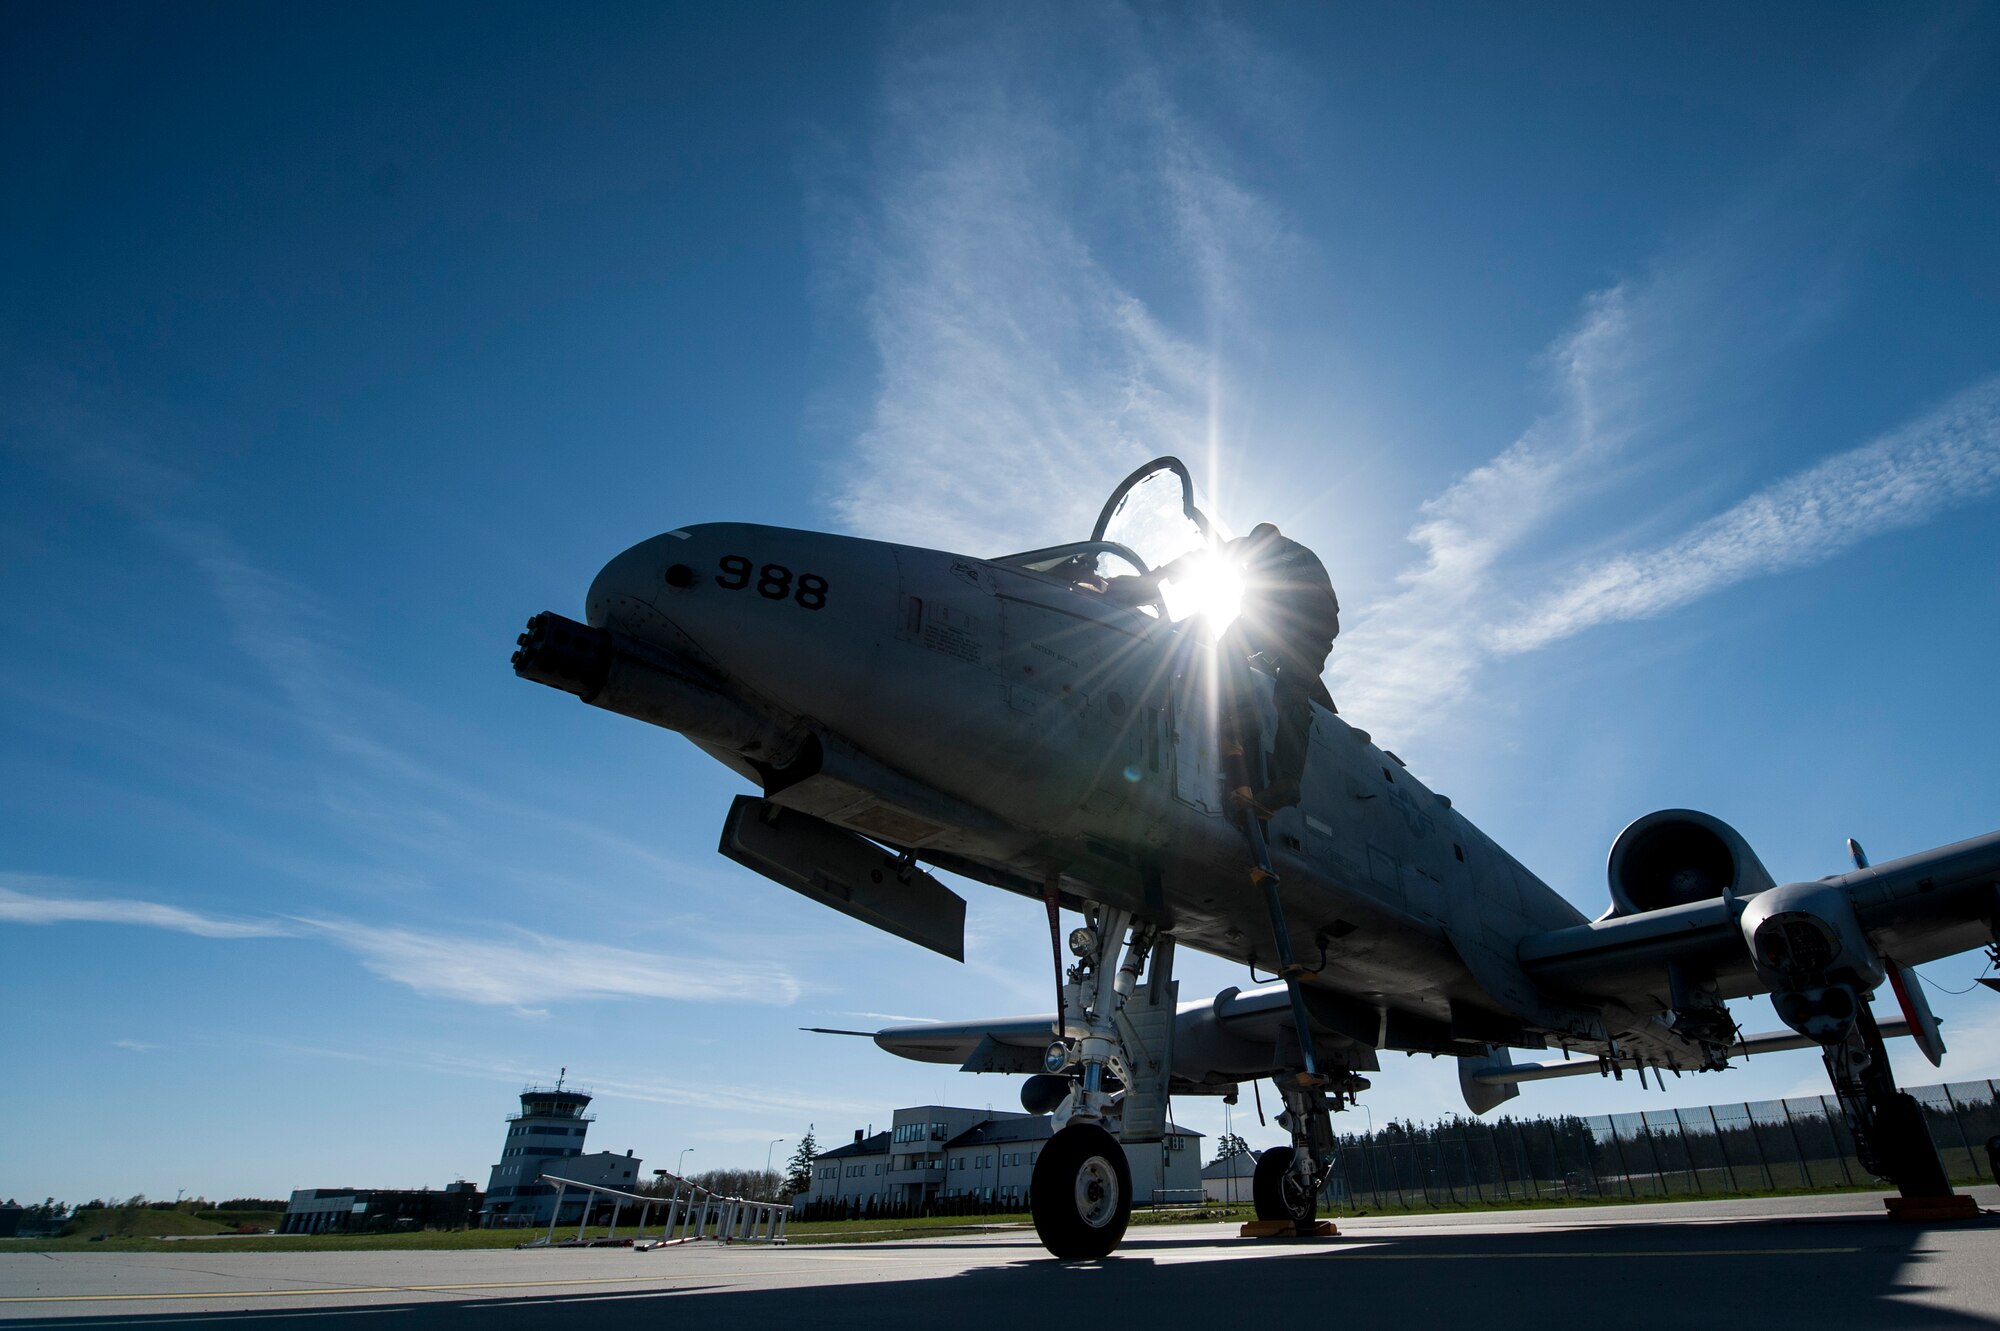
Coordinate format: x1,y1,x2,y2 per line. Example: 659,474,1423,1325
1815,998,1951,1197
1028,893,1175,1259
1222,661,1342,1231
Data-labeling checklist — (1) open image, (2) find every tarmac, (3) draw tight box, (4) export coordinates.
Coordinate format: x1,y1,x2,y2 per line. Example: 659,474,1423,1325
2,1188,1996,1329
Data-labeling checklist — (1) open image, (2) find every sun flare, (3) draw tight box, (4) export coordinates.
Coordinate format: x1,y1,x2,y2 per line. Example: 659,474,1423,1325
1161,549,1245,630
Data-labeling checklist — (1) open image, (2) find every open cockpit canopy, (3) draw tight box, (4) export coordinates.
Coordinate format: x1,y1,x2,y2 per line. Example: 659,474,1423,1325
994,457,1227,623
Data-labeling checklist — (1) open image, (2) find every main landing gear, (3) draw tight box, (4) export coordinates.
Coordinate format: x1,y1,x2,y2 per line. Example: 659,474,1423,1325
1222,681,1345,1232
1253,1145,1315,1227
1807,995,1952,1199
1247,1070,1352,1232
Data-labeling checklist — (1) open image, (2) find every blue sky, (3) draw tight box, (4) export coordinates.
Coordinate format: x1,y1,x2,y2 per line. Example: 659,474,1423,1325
4,3,1999,1203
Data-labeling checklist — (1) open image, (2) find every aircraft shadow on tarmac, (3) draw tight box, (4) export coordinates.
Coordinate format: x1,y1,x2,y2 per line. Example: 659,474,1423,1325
15,1216,1998,1331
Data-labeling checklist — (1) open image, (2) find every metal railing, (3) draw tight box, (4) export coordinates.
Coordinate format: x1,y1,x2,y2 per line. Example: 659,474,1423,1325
528,1171,789,1248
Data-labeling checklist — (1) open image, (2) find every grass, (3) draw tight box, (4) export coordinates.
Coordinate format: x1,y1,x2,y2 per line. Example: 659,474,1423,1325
58,1208,238,1240
195,1210,286,1231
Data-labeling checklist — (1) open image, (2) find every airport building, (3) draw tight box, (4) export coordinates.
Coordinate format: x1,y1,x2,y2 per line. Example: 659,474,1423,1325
796,1104,1202,1213
480,1083,646,1228
280,1183,481,1234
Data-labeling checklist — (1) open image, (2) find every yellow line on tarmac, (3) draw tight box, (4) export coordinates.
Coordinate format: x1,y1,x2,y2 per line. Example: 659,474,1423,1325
0,1274,675,1305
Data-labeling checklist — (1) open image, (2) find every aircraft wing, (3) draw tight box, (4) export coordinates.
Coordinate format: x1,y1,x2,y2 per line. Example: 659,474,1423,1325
1519,829,2000,1011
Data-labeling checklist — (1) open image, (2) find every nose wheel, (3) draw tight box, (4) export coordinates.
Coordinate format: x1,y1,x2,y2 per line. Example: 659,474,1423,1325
1031,1123,1133,1260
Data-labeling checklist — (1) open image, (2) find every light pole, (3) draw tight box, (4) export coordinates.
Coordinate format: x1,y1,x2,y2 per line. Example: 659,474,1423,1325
677,1148,694,1177
766,1137,785,1175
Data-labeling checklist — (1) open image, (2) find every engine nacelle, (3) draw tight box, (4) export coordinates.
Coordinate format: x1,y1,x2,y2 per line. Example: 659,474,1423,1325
1738,879,1885,996
1604,809,1776,917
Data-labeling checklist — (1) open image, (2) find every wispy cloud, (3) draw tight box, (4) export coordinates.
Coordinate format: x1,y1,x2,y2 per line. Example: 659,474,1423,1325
1325,26,1994,745
0,874,289,939
0,876,801,1012
1326,290,1643,732
822,10,1284,556
1330,367,2000,740
301,916,802,1011
1490,377,2000,656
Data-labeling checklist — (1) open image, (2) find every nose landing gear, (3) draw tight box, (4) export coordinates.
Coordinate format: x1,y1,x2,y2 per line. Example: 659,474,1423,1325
1026,894,1175,1260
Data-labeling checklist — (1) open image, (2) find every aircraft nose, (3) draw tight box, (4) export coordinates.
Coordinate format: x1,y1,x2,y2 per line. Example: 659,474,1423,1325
586,533,681,629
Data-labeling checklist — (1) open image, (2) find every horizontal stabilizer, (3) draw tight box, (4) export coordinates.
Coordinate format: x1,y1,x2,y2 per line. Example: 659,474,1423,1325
866,981,1384,1092
1459,1046,1520,1114
720,796,965,961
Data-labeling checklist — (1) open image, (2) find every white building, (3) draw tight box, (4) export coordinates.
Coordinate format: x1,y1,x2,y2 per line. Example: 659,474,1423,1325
797,1104,1202,1214
1200,1152,1258,1204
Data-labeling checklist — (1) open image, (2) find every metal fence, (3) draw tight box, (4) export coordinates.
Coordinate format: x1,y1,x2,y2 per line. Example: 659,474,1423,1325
1322,1079,2000,1210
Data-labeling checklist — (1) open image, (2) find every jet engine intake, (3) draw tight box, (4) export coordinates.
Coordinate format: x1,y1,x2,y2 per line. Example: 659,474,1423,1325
1604,809,1776,917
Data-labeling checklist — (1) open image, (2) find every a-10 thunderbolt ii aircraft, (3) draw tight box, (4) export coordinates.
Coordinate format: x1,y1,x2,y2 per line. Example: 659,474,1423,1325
514,457,2000,1259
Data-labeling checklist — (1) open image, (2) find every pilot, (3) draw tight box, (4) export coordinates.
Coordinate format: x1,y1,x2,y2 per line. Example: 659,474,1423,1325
1227,523,1339,811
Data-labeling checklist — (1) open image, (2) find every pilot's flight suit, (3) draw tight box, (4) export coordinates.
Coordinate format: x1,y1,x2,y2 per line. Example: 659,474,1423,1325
1228,525,1339,811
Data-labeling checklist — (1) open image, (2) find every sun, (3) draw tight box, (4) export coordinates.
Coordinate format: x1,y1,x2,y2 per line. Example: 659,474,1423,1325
1160,548,1245,631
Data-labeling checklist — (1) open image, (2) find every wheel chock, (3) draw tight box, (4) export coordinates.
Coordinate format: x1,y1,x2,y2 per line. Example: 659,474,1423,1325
1883,1194,1981,1221
1238,1220,1339,1239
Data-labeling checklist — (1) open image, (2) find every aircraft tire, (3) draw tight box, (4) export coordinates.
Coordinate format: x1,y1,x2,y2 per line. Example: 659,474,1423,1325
1877,1092,1952,1196
1252,1146,1317,1225
1030,1123,1132,1260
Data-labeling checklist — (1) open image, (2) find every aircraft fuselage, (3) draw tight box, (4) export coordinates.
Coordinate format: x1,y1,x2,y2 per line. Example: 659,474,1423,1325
583,522,1596,1050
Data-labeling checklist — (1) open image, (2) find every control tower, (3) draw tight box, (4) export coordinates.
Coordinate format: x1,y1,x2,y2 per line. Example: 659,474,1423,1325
481,1074,595,1226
